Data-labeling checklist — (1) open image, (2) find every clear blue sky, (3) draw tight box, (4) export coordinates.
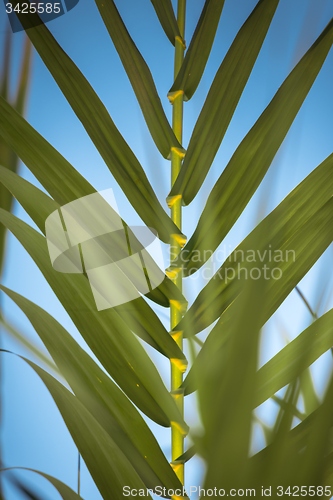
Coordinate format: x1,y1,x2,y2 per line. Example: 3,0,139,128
1,0,333,498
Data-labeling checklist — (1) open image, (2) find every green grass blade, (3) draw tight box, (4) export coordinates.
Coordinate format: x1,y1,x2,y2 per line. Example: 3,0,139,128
150,0,181,44
178,153,333,334
168,0,279,206
11,16,182,244
1,468,83,500
0,100,186,306
0,97,95,204
183,199,333,393
0,165,185,360
0,209,187,431
5,354,154,500
1,286,184,492
255,309,333,408
168,0,225,101
200,265,266,491
251,406,333,488
94,0,183,158
297,376,333,484
177,19,333,270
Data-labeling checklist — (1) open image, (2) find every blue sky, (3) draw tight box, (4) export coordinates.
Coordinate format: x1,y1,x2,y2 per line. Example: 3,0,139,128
1,0,333,498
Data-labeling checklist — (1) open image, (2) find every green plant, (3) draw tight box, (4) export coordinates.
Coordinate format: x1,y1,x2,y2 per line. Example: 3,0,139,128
0,1,333,499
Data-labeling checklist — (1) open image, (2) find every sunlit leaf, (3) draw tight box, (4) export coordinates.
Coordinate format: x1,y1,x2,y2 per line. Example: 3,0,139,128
2,353,154,500
255,309,333,408
183,199,333,393
200,262,266,491
168,0,279,205
178,153,333,334
0,209,187,431
94,0,183,158
176,19,333,271
150,0,181,44
168,0,225,100
0,101,186,308
11,15,182,243
1,287,184,492
0,165,185,359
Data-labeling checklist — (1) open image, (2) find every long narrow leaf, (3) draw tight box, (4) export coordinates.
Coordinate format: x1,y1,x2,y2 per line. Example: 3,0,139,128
13,14,182,243
176,19,333,271
1,286,184,492
0,101,186,308
168,0,225,100
168,0,279,205
2,353,153,500
0,165,186,361
94,0,183,158
178,152,333,334
183,198,333,393
150,0,181,44
255,309,333,408
0,209,187,431
200,264,266,491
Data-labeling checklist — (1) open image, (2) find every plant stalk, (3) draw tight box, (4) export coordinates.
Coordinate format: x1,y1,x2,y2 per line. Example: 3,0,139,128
170,0,186,488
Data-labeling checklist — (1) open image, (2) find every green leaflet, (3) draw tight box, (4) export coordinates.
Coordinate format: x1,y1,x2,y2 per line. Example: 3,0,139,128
1,467,83,500
3,354,153,500
182,198,333,393
0,209,187,431
168,0,279,205
265,377,333,488
150,0,181,44
0,96,95,205
199,265,266,491
176,19,333,271
168,0,225,100
0,101,186,308
0,166,185,360
177,152,333,335
94,0,183,158
12,14,182,244
254,308,333,408
251,403,333,488
1,287,184,493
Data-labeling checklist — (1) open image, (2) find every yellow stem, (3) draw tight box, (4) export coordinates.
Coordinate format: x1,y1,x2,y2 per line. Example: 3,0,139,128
170,0,186,488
